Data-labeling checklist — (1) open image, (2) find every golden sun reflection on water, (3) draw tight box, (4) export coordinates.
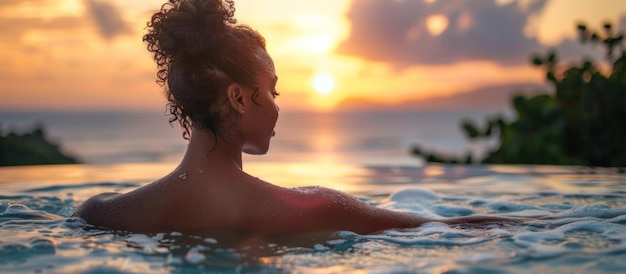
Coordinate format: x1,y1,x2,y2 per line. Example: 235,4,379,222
423,165,445,177
0,163,177,200
0,163,176,186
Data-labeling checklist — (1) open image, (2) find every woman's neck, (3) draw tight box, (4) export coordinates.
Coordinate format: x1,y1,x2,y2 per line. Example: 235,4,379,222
180,128,244,171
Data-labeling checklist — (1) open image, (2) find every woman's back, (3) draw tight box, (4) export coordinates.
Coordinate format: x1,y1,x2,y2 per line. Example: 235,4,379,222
73,0,523,236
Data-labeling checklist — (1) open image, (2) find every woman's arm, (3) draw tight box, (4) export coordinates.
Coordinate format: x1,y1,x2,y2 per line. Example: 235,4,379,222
294,187,430,234
247,186,521,235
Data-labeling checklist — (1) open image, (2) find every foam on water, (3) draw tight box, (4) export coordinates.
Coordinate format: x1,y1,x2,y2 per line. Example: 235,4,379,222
0,164,625,273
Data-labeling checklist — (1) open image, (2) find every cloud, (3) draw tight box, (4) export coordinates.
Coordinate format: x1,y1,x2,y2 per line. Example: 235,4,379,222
84,0,132,40
0,16,81,39
0,0,132,41
338,82,549,111
337,0,548,66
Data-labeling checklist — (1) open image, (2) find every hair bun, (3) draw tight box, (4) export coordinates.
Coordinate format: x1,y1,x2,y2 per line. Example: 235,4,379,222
148,0,236,62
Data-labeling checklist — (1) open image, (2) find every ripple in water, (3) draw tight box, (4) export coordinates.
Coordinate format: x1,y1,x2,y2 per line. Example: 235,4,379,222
0,167,625,273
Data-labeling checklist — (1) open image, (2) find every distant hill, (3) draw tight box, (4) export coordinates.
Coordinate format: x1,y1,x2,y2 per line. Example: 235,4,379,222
338,83,549,112
0,125,79,166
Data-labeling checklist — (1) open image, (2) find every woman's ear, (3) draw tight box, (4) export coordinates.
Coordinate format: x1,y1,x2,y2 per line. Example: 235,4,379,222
226,83,245,114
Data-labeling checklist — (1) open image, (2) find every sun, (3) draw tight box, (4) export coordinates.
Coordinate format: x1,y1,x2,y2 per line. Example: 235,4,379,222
312,73,334,94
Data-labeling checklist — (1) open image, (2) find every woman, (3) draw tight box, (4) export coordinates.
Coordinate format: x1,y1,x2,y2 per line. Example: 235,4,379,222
73,0,516,235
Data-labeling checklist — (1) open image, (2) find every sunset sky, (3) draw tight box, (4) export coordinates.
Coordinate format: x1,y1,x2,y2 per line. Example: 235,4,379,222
1,0,625,112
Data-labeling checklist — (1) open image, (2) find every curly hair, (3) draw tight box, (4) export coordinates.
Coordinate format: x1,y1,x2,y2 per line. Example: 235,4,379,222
143,0,266,140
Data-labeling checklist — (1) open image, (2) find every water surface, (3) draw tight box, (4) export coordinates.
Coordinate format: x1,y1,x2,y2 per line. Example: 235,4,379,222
1,163,624,273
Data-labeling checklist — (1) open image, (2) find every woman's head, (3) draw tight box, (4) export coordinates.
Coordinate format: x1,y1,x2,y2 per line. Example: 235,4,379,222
143,0,267,139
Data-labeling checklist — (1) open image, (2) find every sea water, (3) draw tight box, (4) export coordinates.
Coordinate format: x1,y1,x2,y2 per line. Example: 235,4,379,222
1,110,625,273
0,110,502,165
0,163,625,273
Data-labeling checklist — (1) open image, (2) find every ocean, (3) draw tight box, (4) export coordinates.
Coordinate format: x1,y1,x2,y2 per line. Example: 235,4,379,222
0,109,504,166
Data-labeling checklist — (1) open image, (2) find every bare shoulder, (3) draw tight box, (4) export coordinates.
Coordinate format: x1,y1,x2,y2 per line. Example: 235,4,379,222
74,192,120,212
279,186,365,210
72,192,121,223
243,185,402,234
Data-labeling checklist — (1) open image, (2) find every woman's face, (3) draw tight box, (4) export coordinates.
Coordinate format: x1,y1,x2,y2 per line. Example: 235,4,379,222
240,49,280,155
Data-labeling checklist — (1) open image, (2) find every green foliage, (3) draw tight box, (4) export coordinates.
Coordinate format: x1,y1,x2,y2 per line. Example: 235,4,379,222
413,23,626,167
0,125,79,166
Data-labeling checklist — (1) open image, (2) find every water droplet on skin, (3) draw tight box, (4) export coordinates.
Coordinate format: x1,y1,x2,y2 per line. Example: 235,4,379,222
198,169,204,174
179,173,188,180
